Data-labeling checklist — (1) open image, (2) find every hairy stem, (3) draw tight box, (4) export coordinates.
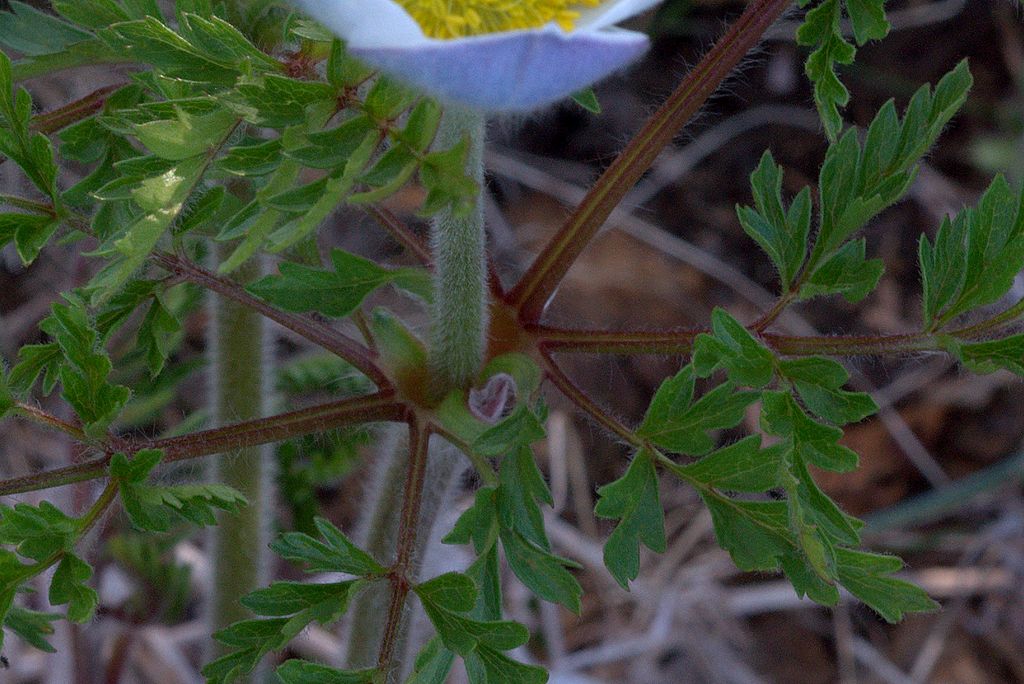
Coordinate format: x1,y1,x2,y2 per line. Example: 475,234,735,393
508,0,794,322
153,252,391,389
536,326,945,357
375,421,430,677
428,107,487,393
0,394,406,497
345,425,463,679
206,250,272,670
367,206,433,266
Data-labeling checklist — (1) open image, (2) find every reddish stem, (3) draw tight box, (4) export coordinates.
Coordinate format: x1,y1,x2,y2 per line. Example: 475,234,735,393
539,351,640,446
508,0,794,323
0,393,407,496
366,206,433,266
376,419,431,678
31,84,125,135
535,325,944,357
152,252,392,390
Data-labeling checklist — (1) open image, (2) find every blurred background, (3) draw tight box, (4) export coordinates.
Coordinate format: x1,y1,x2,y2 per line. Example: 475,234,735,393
2,1,1024,682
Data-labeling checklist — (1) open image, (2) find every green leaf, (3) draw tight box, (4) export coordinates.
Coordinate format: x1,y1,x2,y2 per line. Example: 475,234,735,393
787,455,861,546
98,18,236,85
419,137,478,217
474,409,546,458
216,138,282,177
499,528,581,612
406,638,457,684
119,478,247,532
443,487,498,554
53,0,131,28
844,0,890,44
109,448,163,483
0,501,78,561
594,450,666,588
248,248,426,318
326,40,374,89
208,580,364,683
4,606,58,653
264,135,378,253
270,516,385,577
804,62,972,283
7,343,61,395
951,335,1024,376
134,107,237,160
228,75,336,128
362,77,417,120
349,145,419,204
798,239,884,303
0,2,92,57
571,88,601,114
638,366,758,455
920,175,1024,328
276,659,376,684
0,55,59,200
692,308,775,387
241,580,360,620
798,0,856,139
779,357,878,425
496,446,552,548
416,572,478,613
397,99,443,152
0,369,13,419
49,553,97,623
286,115,377,170
795,0,888,136
415,573,530,657
737,151,810,289
761,391,859,472
669,436,783,492
87,155,207,304
45,297,131,435
204,618,290,684
701,494,793,571
176,13,283,72
835,548,938,622
0,213,59,266
465,646,549,684
137,295,182,377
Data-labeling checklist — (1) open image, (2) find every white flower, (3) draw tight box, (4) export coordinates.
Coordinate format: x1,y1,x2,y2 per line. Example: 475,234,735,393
291,0,661,111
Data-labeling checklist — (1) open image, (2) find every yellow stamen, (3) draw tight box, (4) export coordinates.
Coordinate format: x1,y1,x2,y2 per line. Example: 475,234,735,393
397,0,604,39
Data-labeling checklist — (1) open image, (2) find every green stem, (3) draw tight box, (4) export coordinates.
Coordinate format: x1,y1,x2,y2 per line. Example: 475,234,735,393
428,107,487,393
206,248,271,672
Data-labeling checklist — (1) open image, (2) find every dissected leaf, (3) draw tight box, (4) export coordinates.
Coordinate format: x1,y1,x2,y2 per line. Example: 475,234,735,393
835,548,939,622
247,248,428,318
270,516,384,577
920,175,1024,328
638,366,758,455
737,151,811,290
49,553,97,623
276,659,376,684
670,436,783,492
692,308,775,387
594,450,666,588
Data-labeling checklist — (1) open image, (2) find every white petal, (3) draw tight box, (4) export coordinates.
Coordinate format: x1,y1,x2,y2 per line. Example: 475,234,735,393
577,0,664,31
292,0,428,47
350,27,648,111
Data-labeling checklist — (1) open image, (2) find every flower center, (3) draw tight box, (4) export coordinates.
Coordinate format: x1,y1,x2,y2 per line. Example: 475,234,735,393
397,0,603,39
